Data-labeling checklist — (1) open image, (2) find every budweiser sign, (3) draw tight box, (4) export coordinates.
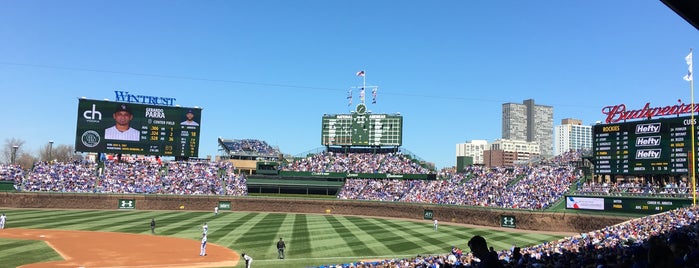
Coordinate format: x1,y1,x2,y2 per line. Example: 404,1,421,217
602,100,699,123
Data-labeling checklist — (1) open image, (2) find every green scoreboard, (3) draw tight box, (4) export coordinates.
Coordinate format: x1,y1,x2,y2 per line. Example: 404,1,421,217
593,115,697,175
321,104,402,147
75,99,201,157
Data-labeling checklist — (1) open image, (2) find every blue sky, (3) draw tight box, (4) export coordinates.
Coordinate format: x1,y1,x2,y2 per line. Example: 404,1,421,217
1,1,698,168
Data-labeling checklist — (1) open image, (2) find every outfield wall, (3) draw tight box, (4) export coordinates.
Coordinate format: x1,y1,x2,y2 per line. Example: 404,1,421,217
0,192,631,233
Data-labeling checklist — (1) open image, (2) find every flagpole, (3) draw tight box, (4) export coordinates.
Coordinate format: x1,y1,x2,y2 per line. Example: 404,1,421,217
690,48,696,206
363,70,366,104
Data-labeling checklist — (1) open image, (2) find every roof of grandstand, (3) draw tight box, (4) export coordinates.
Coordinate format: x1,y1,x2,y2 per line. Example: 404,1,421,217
217,138,280,159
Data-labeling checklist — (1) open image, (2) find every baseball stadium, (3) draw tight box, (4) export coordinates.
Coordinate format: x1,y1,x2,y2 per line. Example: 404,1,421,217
2,3,699,267
2,89,699,268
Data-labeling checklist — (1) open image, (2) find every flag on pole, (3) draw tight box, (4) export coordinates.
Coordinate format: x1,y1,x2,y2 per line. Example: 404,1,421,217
356,70,365,77
347,88,352,99
372,87,377,104
684,51,693,82
360,87,365,102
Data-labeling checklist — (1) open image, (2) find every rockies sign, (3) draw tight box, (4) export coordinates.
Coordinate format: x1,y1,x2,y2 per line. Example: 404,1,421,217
118,199,136,209
500,215,516,228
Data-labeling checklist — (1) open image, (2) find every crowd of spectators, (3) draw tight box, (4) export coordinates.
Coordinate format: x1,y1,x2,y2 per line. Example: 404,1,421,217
578,180,692,198
0,164,25,184
21,161,98,193
224,139,279,156
283,152,430,174
14,160,247,196
98,160,162,194
316,205,699,267
338,151,582,210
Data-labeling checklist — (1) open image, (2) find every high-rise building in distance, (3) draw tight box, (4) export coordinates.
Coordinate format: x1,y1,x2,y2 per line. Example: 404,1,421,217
502,99,553,156
554,118,592,156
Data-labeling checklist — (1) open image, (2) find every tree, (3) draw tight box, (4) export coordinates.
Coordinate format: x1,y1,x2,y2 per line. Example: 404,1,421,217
39,143,81,163
3,138,26,164
16,152,37,170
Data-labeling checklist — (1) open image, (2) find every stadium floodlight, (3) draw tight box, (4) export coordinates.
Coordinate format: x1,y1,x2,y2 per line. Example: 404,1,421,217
49,140,54,161
11,145,18,165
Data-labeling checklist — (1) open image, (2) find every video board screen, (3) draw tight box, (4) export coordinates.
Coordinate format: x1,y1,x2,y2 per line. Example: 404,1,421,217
75,99,201,157
321,113,402,146
593,115,697,175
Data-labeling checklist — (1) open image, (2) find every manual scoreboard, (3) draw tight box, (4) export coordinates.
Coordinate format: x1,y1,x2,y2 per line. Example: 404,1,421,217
75,99,201,157
321,104,402,146
593,115,698,175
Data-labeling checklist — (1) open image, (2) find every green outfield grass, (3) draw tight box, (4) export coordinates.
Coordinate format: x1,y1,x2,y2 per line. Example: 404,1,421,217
0,209,565,267
0,238,62,267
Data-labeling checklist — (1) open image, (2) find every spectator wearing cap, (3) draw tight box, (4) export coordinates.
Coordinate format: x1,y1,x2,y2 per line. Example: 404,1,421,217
181,109,199,126
105,104,140,141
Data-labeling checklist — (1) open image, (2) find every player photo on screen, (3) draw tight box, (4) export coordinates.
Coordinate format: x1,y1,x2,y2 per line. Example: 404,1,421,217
181,109,199,126
105,104,140,141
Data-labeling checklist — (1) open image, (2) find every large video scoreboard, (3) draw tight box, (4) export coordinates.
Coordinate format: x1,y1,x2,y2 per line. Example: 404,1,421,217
321,107,402,147
75,99,201,157
593,115,697,175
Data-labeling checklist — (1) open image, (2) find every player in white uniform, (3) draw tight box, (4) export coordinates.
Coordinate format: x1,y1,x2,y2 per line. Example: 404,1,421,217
242,253,253,268
214,206,219,216
433,219,438,231
199,233,207,256
0,213,6,229
202,222,208,235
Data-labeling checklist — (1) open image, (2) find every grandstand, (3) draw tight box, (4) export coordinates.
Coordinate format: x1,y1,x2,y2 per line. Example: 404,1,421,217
216,137,281,174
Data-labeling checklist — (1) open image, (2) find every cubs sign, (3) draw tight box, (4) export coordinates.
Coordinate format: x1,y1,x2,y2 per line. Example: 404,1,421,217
500,215,516,228
118,199,136,209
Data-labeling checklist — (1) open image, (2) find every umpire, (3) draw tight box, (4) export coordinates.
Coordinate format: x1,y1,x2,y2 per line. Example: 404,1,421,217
277,237,286,259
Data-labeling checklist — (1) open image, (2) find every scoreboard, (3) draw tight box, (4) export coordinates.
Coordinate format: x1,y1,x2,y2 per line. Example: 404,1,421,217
321,110,402,146
593,115,697,175
75,99,201,157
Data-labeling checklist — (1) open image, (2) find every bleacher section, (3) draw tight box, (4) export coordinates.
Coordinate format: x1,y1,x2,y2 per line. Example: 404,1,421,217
15,160,247,196
217,137,281,174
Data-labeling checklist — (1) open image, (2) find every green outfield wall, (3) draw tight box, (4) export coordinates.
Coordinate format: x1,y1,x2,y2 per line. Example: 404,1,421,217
0,192,631,233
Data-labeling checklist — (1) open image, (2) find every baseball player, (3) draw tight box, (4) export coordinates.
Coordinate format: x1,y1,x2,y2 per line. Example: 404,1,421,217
150,218,156,234
199,233,207,256
433,218,438,231
0,213,6,229
242,253,253,268
202,222,208,235
214,206,219,216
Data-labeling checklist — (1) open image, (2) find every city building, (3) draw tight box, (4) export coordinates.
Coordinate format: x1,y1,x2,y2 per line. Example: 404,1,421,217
456,140,489,165
554,118,592,156
483,139,540,167
502,99,553,156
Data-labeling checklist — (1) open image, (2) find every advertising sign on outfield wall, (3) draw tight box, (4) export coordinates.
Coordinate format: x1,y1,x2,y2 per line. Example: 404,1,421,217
423,210,433,220
500,215,516,228
218,201,231,210
565,195,692,214
118,199,136,209
566,196,605,210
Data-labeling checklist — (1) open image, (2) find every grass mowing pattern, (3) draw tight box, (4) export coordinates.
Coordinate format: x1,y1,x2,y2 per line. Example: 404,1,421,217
0,238,62,267
1,209,565,267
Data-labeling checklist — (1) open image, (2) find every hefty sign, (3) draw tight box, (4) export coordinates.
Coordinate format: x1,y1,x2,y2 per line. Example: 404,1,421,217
636,149,662,159
636,136,661,147
635,123,661,134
